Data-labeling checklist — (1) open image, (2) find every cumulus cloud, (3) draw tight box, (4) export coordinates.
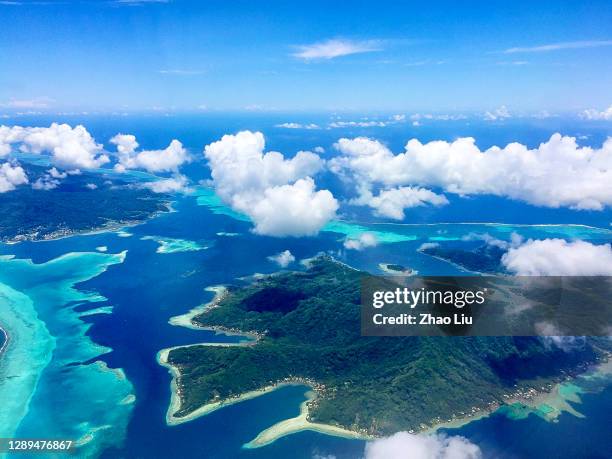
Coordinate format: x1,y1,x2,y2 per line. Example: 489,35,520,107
330,133,612,211
0,161,28,192
142,174,189,193
364,432,481,459
538,333,587,352
111,134,189,173
32,176,59,190
365,186,448,220
502,239,612,275
204,131,337,236
344,232,378,250
580,105,612,121
110,133,139,155
30,166,69,191
0,123,109,169
248,178,338,236
48,167,67,179
268,250,295,267
292,39,381,60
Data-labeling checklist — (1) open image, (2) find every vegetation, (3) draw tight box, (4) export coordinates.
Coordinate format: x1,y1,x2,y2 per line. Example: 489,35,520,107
168,256,604,434
421,243,506,273
0,164,169,242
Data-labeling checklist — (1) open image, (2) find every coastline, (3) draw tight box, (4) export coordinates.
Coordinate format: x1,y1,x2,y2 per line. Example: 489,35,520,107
2,201,172,245
424,354,612,434
168,286,227,329
0,325,8,358
168,285,262,341
157,344,278,426
160,351,612,448
243,390,372,449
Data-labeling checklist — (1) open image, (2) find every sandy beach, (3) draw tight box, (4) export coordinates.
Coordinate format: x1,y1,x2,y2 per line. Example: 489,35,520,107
243,390,372,449
168,286,227,329
157,341,262,426
0,325,9,359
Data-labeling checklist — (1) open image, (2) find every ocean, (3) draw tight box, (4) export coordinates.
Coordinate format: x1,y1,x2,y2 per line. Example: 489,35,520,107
0,114,611,458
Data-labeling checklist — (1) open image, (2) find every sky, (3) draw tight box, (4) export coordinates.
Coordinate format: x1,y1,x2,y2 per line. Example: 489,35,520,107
1,0,612,112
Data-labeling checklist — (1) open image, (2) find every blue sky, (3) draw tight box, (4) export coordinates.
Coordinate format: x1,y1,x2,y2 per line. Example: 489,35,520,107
1,0,611,112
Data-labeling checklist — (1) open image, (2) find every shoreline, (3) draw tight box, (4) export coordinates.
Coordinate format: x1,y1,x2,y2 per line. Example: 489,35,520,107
168,285,262,341
424,354,612,434
168,286,227,330
1,202,172,245
0,325,9,358
157,345,279,426
243,390,372,449
161,352,612,448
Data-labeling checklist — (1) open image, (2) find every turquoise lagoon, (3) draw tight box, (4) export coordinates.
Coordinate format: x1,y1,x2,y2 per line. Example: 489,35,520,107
0,251,134,458
0,189,610,458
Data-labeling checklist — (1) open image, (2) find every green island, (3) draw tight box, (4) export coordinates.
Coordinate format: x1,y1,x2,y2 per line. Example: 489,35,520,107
161,256,610,444
0,163,170,243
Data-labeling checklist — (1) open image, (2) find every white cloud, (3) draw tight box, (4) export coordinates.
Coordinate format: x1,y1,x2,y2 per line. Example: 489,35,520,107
314,146,325,154
418,242,440,251
0,97,54,109
364,432,481,459
85,183,98,190
365,186,448,220
330,133,612,211
276,122,321,130
580,105,612,121
0,123,109,169
204,131,338,236
142,174,189,193
111,134,189,173
32,176,59,191
484,105,511,121
248,178,338,236
292,39,381,60
48,167,67,179
268,250,295,267
344,232,378,250
204,131,337,236
329,120,388,128
502,239,612,275
503,40,612,54
410,113,467,122
110,133,139,155
0,161,28,192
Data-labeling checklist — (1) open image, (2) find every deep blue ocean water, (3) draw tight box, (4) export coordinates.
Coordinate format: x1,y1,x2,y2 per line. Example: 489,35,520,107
0,114,611,458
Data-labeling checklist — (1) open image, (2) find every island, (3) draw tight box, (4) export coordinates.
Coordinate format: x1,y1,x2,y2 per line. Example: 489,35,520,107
0,164,170,243
161,256,609,443
419,242,506,273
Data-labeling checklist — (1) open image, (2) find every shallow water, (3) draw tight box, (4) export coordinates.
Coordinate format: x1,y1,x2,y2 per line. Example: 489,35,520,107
0,192,610,458
1,115,611,457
